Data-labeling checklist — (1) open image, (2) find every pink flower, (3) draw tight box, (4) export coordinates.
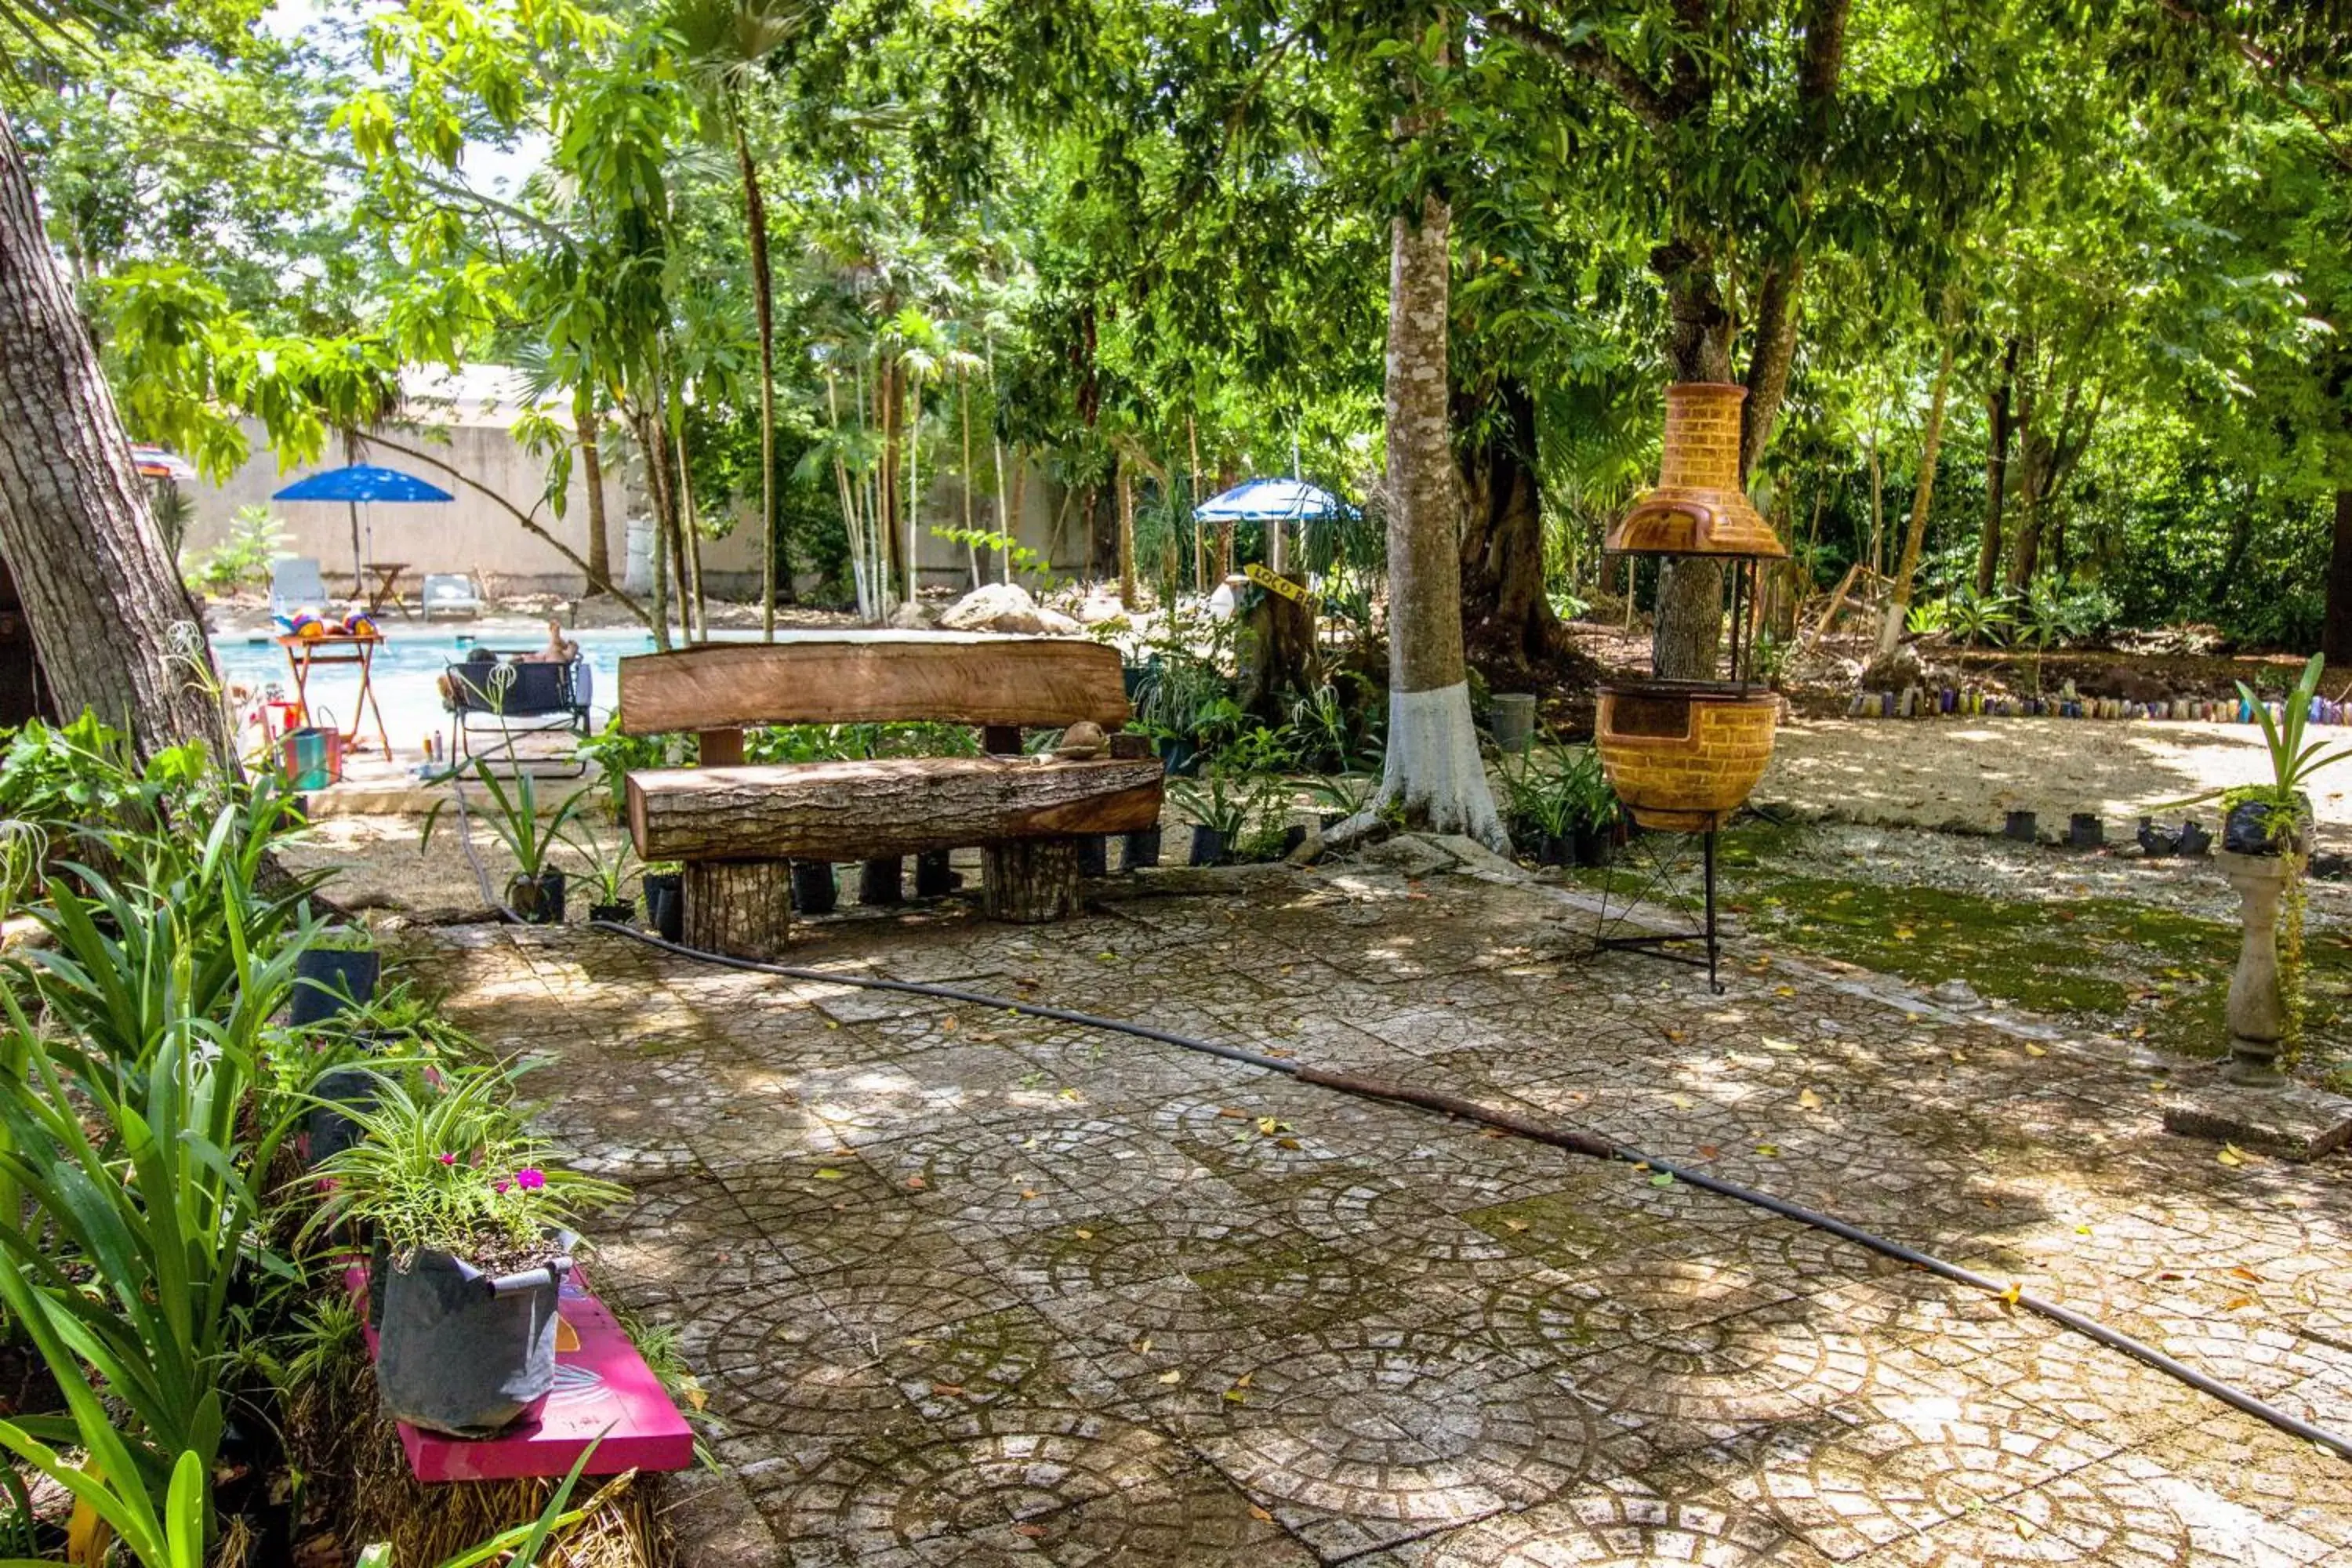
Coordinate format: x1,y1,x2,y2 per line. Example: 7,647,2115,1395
492,1178,511,1195
514,1167,546,1191
438,1152,457,1166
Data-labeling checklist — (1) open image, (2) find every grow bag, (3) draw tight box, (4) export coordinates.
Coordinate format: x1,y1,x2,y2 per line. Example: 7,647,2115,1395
289,947,379,1028
378,1243,573,1438
1595,681,1777,833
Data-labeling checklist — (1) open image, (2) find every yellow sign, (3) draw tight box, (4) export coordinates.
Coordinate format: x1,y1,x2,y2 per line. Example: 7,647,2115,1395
1243,562,1317,607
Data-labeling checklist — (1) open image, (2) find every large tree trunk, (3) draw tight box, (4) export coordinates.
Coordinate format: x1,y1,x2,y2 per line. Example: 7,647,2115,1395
736,119,781,637
1878,333,1956,655
1649,240,1736,682
1352,189,1506,852
1976,336,2016,597
0,114,231,763
2322,488,2352,664
1454,378,1563,670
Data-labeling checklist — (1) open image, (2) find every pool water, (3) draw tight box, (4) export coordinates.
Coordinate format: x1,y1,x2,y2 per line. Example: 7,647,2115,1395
211,626,754,760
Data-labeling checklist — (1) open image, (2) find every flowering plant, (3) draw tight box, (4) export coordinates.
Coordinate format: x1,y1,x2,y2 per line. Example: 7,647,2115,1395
303,1063,623,1266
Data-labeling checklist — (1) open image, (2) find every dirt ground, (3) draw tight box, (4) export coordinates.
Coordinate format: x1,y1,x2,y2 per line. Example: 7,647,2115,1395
1762,715,2350,851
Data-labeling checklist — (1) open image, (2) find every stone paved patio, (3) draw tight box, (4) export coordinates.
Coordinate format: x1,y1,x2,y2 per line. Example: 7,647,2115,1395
412,855,2352,1566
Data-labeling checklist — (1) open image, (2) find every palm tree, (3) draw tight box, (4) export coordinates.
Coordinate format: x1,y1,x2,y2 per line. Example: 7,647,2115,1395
670,0,814,638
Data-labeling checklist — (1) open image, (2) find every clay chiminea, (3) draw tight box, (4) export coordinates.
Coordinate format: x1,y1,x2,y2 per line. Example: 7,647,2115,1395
1596,383,1788,833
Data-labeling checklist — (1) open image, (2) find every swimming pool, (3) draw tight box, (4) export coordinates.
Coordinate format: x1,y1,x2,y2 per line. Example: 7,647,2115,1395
211,626,754,759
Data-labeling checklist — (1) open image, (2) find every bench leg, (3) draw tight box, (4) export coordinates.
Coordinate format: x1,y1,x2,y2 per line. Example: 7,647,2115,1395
682,859,793,959
982,837,1081,924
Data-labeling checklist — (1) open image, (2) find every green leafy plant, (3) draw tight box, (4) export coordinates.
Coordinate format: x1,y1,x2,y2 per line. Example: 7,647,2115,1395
561,824,640,906
575,718,695,820
183,503,289,596
308,1065,623,1266
1905,597,1952,635
1308,771,1378,820
1943,586,2017,648
423,759,593,882
1168,772,1256,839
1497,744,1614,843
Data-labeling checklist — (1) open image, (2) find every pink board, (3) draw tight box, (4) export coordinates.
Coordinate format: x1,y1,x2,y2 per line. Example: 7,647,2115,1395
343,1260,695,1483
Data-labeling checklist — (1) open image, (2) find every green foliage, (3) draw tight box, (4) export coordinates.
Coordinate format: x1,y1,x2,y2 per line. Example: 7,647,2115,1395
2239,654,2352,804
1497,744,1614,842
308,1064,624,1264
422,760,594,881
182,503,289,593
745,720,983,763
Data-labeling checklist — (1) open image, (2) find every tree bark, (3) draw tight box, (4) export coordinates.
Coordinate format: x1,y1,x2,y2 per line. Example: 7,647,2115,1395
1976,336,2016,597
682,858,793,960
0,114,232,764
2323,488,2352,664
1649,240,1736,682
735,118,781,637
1454,378,1563,670
1351,187,1507,852
1878,333,1956,655
1116,452,1137,608
982,837,1081,923
575,384,612,597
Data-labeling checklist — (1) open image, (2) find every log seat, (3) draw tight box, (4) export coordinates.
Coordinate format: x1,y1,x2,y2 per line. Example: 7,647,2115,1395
615,634,1162,957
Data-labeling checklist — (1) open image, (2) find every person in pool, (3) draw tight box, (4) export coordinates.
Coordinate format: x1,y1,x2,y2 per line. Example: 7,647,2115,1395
521,619,579,663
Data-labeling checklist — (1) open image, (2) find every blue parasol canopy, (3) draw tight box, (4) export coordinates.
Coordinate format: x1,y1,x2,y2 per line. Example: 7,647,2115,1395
273,465,455,503
1193,477,1354,524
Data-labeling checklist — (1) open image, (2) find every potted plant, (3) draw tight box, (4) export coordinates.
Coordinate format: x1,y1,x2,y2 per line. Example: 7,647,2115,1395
642,862,684,939
1497,750,1571,865
1562,748,1621,866
291,925,381,1028
310,1067,623,1437
561,826,639,924
1170,773,1254,866
422,760,591,925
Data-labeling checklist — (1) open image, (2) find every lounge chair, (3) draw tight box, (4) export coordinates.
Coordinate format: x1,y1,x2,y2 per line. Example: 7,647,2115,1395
420,573,485,619
443,648,592,770
269,557,331,621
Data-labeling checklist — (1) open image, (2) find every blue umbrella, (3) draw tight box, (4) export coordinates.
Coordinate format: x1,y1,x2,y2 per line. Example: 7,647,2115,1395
274,465,456,594
1192,477,1354,524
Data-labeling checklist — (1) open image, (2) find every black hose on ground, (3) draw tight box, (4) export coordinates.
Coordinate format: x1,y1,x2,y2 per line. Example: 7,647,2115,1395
581,919,2352,1465
430,780,2350,1464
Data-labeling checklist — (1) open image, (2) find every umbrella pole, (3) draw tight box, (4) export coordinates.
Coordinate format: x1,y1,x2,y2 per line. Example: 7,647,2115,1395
348,501,363,601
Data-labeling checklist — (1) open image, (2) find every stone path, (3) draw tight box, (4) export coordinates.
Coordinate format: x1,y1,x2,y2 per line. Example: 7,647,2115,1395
416,858,2352,1566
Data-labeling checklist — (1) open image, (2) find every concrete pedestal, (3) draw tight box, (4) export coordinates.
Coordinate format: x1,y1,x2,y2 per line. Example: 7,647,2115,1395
2215,848,2292,1087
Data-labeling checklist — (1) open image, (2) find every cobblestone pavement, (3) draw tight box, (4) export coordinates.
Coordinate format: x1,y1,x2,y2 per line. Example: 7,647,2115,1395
413,856,2352,1566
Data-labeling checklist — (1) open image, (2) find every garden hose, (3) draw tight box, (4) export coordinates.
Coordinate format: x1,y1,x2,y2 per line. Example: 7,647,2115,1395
432,771,2352,1463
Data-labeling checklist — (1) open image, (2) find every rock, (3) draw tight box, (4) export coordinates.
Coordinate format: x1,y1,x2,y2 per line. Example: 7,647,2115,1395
1857,642,1936,694
1928,978,1984,1010
1356,833,1460,880
2079,668,2168,705
1035,606,1083,635
1074,593,1130,626
2162,1080,2352,1162
938,582,1077,636
887,599,933,630
1430,833,1528,883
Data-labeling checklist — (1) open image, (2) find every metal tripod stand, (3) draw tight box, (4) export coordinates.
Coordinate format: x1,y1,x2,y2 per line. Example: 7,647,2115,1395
1592,825,1724,993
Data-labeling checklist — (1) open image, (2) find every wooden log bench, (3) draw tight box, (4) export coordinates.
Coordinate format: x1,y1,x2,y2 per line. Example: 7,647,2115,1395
616,632,1163,957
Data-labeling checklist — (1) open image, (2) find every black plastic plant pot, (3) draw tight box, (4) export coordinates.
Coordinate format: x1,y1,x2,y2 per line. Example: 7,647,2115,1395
507,870,567,925
587,899,635,924
2224,797,2307,857
1189,826,1229,866
1076,836,1109,877
643,873,684,942
1573,826,1614,866
1279,824,1309,857
792,859,838,915
289,947,379,1029
913,849,956,898
2003,810,2038,843
377,1243,573,1438
2068,813,2103,850
1159,735,1203,778
305,1065,379,1170
1122,827,1163,871
860,857,905,906
2176,819,2213,858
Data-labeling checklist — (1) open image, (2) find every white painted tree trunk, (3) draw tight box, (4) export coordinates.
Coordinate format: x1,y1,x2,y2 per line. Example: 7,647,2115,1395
1336,187,1507,855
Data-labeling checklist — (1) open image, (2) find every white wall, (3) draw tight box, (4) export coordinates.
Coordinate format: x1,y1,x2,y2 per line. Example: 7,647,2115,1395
182,415,1092,602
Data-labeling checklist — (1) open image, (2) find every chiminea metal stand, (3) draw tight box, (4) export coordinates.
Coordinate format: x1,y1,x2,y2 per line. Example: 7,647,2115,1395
1593,826,1724,993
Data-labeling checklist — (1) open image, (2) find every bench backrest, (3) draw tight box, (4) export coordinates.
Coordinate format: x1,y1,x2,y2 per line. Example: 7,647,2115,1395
615,633,1131,737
